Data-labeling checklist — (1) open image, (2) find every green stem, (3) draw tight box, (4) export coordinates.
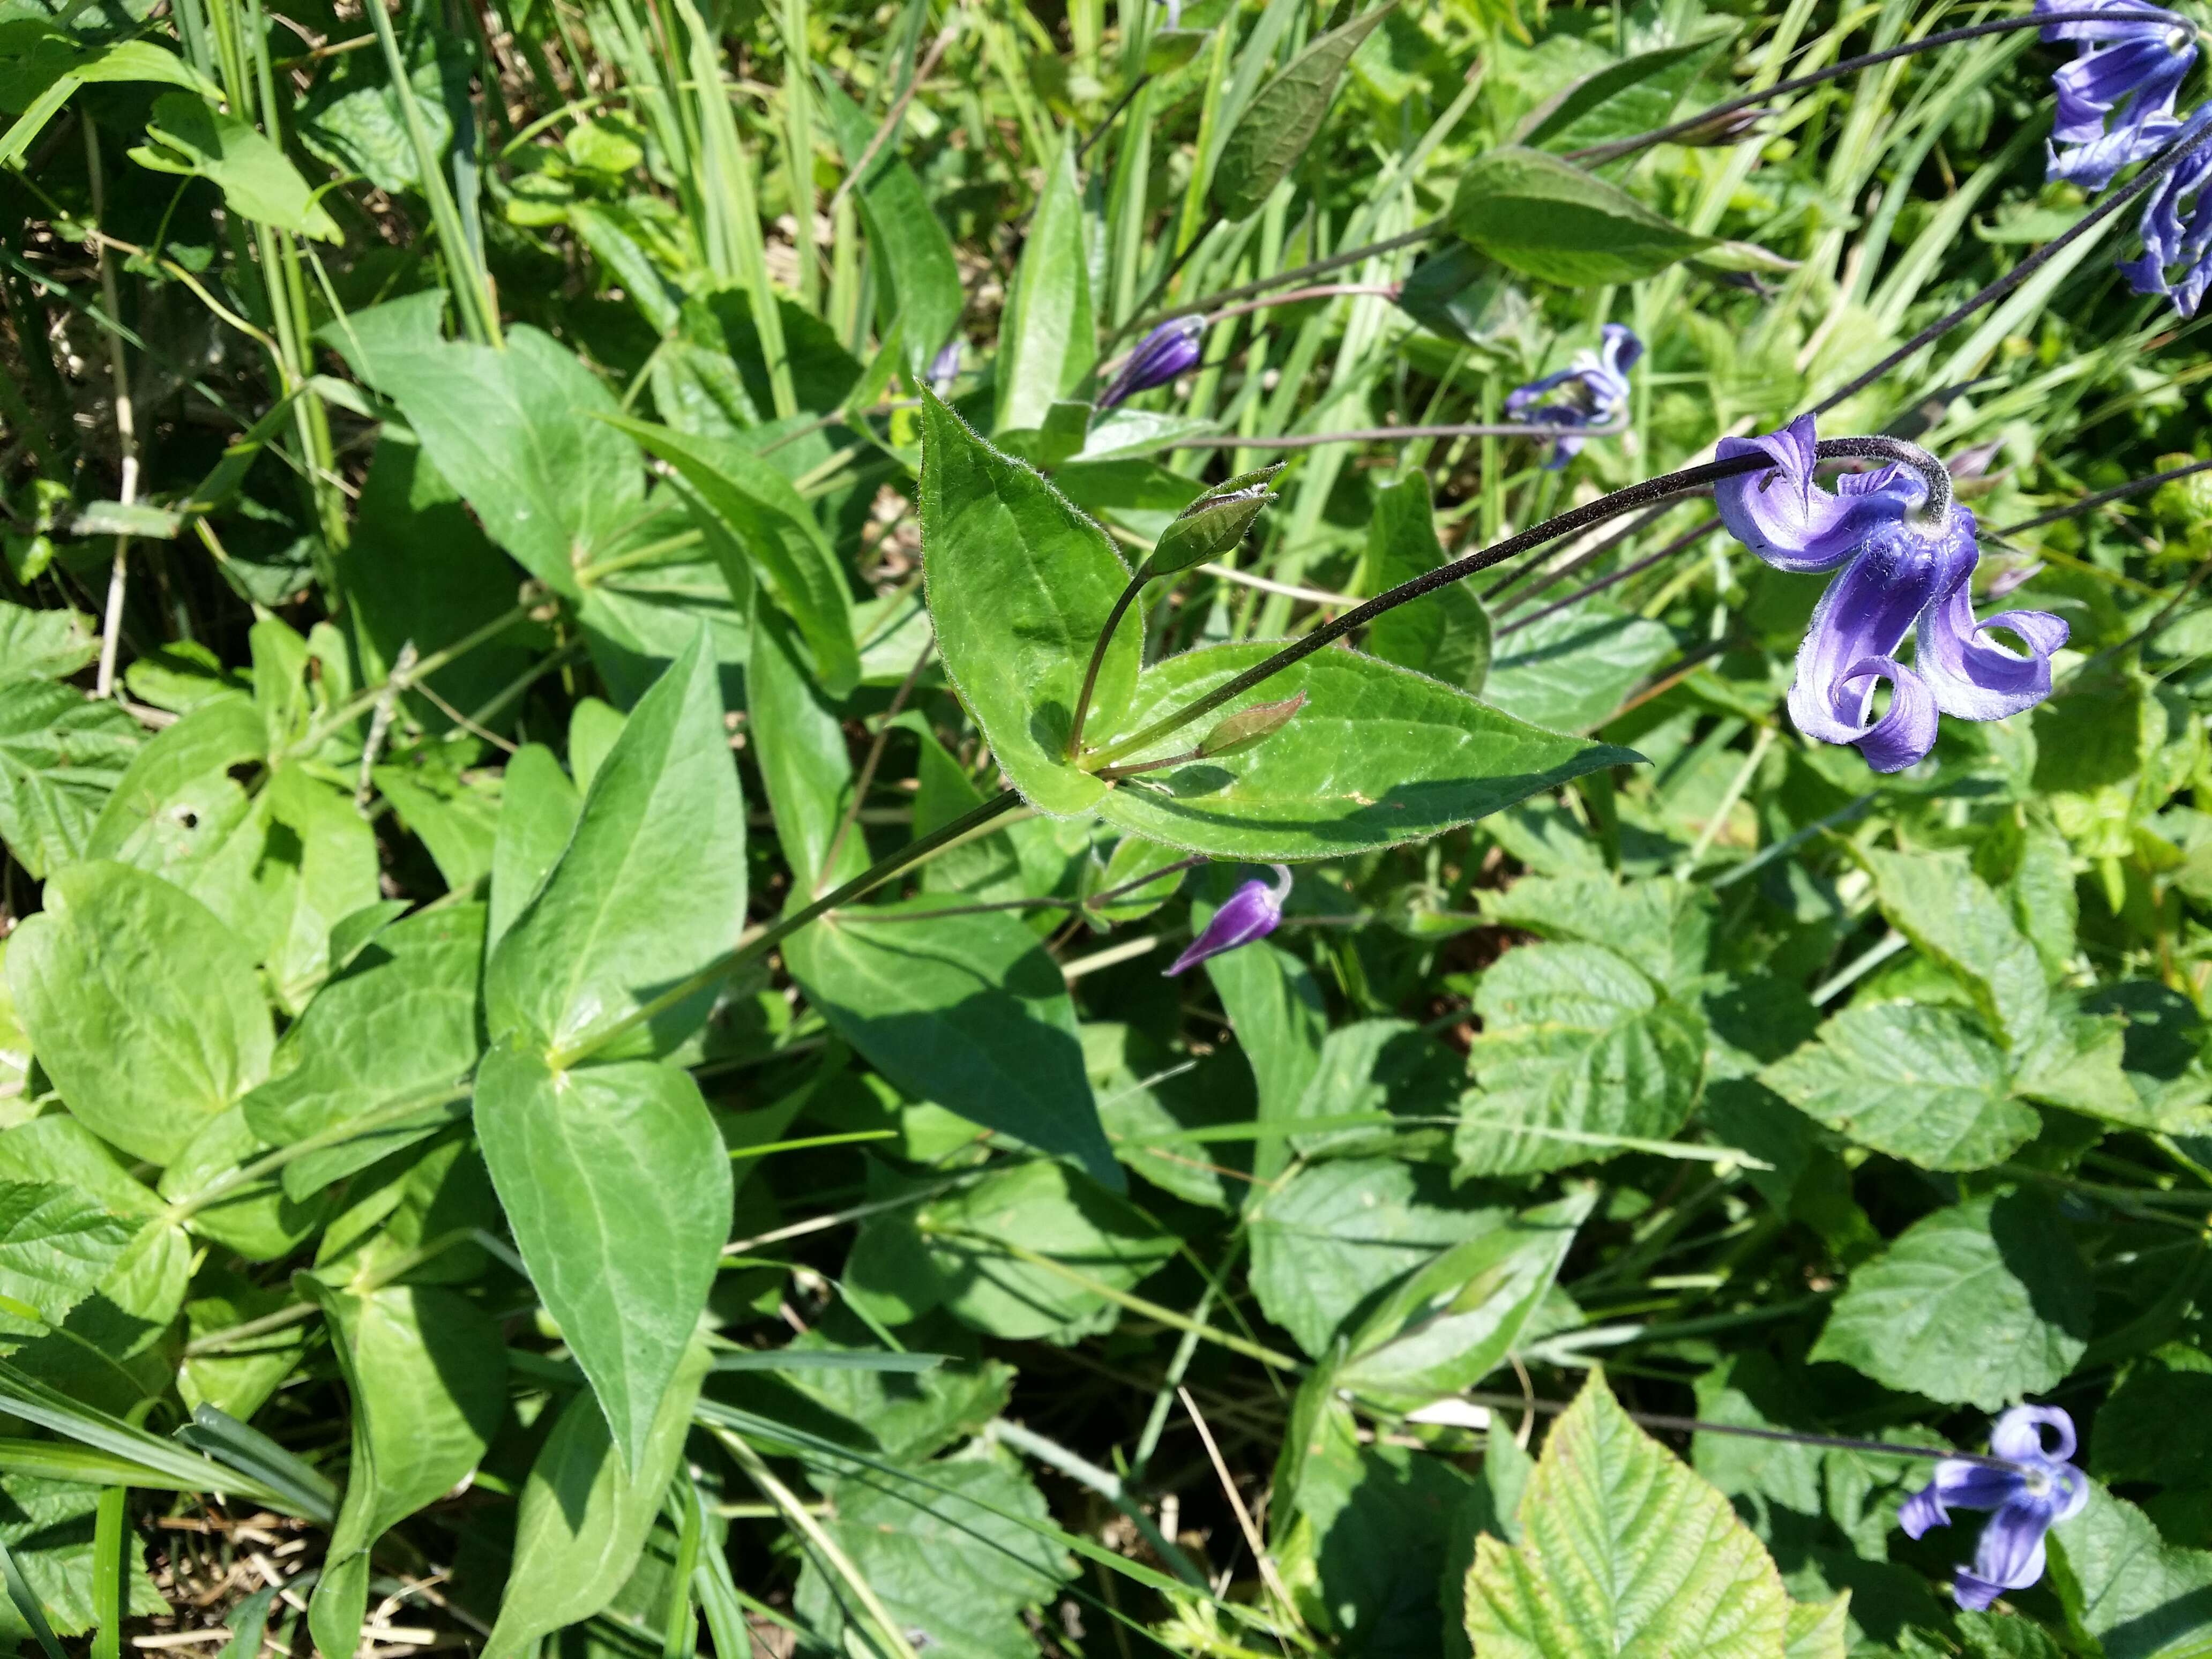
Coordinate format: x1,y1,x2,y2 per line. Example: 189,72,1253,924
288,600,535,758
553,791,1023,1068
162,1082,470,1225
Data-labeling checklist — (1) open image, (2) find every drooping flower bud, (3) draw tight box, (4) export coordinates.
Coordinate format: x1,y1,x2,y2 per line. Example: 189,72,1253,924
1145,464,1285,577
928,340,962,393
1097,315,1206,409
1164,865,1293,976
1197,692,1306,759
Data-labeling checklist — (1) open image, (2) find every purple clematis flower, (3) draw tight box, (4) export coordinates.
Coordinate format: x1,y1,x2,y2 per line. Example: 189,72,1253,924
1505,324,1642,469
1715,415,2070,773
2121,104,2212,313
1900,1405,2089,1611
2040,0,2199,190
1164,865,1291,976
928,340,962,393
1098,315,1206,410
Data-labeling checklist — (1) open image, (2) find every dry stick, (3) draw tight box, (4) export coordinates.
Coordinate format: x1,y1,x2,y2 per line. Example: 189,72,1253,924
85,123,139,699
815,637,935,896
1178,1387,1303,1626
826,16,961,212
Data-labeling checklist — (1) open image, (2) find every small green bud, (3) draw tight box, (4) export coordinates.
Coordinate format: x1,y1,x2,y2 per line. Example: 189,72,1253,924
1145,464,1286,578
1197,692,1307,759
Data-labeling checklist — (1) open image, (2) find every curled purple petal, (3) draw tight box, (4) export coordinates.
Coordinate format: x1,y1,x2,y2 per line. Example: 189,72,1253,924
1715,414,1926,573
2039,0,2198,189
1164,865,1291,976
1506,325,1641,468
1989,1406,2080,1466
1914,570,2072,723
1893,1403,2088,1612
1902,1458,2032,1537
1953,1568,2009,1612
1098,316,1205,409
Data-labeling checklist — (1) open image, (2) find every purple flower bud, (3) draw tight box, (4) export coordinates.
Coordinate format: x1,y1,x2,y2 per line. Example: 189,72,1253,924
1098,315,1206,410
1715,415,2071,773
1505,324,1643,469
928,341,962,393
1164,864,1291,976
1898,1405,2087,1611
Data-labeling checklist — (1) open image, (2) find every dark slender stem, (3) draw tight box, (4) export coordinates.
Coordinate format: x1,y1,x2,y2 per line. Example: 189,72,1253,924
1163,419,1627,451
1814,115,2212,416
1082,454,1773,768
1077,72,1152,164
817,638,935,896
1498,534,1705,639
1998,455,2212,534
1122,224,1441,339
1484,501,1679,606
553,791,1022,1068
1565,10,2132,166
1066,573,1150,759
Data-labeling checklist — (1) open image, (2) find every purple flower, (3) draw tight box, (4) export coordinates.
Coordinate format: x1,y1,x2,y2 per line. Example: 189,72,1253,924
2040,0,2198,190
1505,324,1642,469
2120,104,2212,314
928,341,962,393
1098,316,1206,410
1900,1405,2089,1612
1164,865,1290,976
1715,415,2070,774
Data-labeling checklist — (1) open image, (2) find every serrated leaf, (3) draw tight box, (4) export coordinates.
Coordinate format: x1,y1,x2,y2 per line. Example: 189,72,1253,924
1096,642,1633,859
1484,600,1677,733
1462,1369,1792,1658
1810,1192,2091,1409
0,682,138,879
473,1041,729,1473
1760,1002,2037,1170
1213,4,1392,221
1861,848,2049,1050
918,388,1133,817
2049,1484,2212,1659
1449,146,1715,286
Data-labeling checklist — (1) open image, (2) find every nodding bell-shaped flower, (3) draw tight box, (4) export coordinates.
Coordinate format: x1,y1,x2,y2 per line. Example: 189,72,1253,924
1098,315,1206,410
2121,104,2212,313
1164,865,1291,976
1715,415,2069,774
2039,0,2200,190
1900,1405,2089,1611
1505,324,1643,469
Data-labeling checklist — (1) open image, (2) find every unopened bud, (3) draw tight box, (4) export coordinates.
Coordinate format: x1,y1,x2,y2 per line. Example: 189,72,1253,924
1676,106,1770,146
1146,464,1286,577
1198,692,1306,759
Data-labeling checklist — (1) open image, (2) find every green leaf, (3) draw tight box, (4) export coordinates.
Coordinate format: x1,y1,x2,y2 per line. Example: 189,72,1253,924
1462,1370,1793,1659
0,1474,162,1641
1212,4,1393,221
485,744,579,954
746,598,866,894
1449,146,1715,285
1484,601,1677,733
1455,943,1706,1176
1810,1191,2092,1409
819,79,963,374
920,388,1133,816
1145,464,1283,578
772,1306,1013,1462
1862,848,2049,1050
1276,1015,1462,1160
1204,937,1326,1186
1340,1188,1594,1407
1097,643,1634,859
295,21,470,196
1519,31,1733,152
995,138,1096,433
909,1160,1174,1341
303,1280,506,1659
9,862,271,1165
794,1456,1075,1659
1250,1159,1505,1357
242,903,482,1198
783,903,1120,1187
480,1337,711,1659
1760,1002,2038,1170
323,310,642,599
2049,1484,2212,1659
128,91,340,241
0,601,95,682
156,1107,327,1260
1363,475,1491,693
0,1183,132,1341
473,1040,730,1473
86,697,264,886
485,627,745,1060
0,682,138,879
1478,873,1713,993
598,414,860,697
0,27,219,166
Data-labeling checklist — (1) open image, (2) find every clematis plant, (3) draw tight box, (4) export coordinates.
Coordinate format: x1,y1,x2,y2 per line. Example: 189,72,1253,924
1505,323,1643,468
2041,0,2200,188
1097,314,1206,409
1164,865,1292,975
1714,415,2070,772
1901,1406,2089,1610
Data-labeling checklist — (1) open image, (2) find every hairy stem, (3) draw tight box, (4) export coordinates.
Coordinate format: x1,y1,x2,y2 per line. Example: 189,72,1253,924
1065,573,1150,758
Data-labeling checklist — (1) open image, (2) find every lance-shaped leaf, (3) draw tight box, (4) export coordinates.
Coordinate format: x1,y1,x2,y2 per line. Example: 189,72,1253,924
1197,692,1305,760
819,79,963,375
996,138,1095,434
1450,146,1715,285
1213,5,1393,221
1463,1370,1798,1659
1143,465,1284,579
1094,643,1634,860
1519,30,1735,153
919,389,1135,816
473,1040,730,1473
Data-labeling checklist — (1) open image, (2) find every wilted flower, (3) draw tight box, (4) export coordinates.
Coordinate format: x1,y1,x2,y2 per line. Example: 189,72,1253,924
1715,415,2069,773
1505,324,1642,469
1098,315,1206,410
2040,0,2199,189
1900,1405,2089,1611
2121,104,2212,313
1164,865,1291,976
